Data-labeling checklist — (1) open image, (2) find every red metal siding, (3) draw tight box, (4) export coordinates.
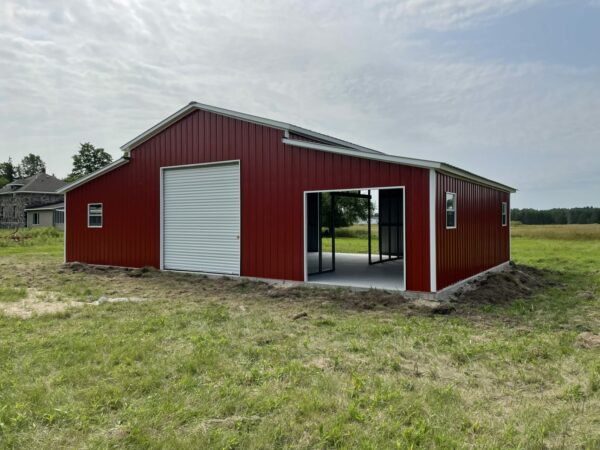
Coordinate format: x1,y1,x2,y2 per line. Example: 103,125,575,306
436,173,510,290
66,109,431,291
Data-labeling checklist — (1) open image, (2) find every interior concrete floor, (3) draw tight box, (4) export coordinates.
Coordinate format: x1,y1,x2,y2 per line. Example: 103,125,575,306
307,252,404,291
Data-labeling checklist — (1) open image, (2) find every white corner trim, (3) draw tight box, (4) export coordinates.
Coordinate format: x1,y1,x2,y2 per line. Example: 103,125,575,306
429,169,437,292
64,194,67,263
57,158,129,194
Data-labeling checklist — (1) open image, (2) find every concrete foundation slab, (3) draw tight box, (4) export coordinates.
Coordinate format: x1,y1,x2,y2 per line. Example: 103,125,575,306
308,252,404,291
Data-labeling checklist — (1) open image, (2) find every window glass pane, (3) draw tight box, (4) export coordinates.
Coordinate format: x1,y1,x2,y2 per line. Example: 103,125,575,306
446,211,455,228
89,215,102,227
446,193,455,211
88,204,102,227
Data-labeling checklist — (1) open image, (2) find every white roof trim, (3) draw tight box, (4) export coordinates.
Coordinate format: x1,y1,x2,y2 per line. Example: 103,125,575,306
282,138,516,193
25,204,64,212
57,158,129,193
120,101,383,155
283,138,439,170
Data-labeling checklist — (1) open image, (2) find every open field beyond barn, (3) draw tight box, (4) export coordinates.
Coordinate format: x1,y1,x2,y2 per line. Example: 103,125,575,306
0,226,599,448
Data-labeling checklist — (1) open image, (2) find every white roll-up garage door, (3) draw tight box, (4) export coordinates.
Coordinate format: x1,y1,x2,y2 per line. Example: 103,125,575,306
162,162,240,274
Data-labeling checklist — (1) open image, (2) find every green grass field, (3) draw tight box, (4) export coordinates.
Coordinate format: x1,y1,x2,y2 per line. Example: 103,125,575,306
0,226,599,448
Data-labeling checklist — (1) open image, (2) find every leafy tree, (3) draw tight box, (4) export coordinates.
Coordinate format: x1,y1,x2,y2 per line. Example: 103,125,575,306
0,157,17,182
0,176,9,188
320,192,373,229
67,142,113,181
18,154,46,177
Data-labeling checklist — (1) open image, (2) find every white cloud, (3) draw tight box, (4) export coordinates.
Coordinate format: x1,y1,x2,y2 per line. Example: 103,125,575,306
0,0,598,208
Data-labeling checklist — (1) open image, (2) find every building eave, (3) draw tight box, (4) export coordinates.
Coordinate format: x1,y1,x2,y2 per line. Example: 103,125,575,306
0,191,64,196
282,138,517,193
57,158,129,194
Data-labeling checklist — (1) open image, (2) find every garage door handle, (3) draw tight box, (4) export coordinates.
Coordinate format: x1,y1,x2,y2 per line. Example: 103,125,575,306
236,235,240,240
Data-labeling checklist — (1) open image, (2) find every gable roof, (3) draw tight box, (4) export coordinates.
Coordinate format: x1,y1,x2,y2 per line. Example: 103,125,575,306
62,102,516,193
120,101,384,156
0,173,67,195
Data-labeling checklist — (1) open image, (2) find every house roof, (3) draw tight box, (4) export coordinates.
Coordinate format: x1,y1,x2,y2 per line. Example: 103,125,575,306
61,102,517,193
25,201,64,212
0,173,67,195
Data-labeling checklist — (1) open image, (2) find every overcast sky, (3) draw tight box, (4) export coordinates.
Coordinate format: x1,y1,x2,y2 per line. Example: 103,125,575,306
1,0,599,208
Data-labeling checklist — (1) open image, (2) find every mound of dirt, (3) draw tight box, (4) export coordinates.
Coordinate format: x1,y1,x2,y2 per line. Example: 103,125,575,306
450,264,556,306
63,262,158,277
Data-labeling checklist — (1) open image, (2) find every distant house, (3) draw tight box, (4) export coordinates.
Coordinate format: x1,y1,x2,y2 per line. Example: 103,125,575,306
25,202,65,230
0,173,66,228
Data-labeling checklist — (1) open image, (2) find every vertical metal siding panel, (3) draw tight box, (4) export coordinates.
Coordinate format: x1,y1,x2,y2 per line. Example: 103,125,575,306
436,172,510,290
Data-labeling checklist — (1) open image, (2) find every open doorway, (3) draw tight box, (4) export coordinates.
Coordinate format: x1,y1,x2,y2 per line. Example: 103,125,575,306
305,187,405,291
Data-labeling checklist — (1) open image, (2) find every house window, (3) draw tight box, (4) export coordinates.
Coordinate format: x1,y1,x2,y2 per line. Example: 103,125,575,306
32,212,40,225
502,202,508,226
446,192,457,229
88,203,103,228
54,209,64,225
13,206,17,219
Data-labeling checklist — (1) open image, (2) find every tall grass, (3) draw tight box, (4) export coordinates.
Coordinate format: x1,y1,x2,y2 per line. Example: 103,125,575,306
0,227,63,252
511,223,600,240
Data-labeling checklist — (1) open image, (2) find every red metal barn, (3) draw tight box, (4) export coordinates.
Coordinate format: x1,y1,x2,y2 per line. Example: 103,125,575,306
59,103,515,296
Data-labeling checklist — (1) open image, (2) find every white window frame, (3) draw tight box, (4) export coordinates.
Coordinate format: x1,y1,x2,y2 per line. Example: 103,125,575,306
87,203,103,228
32,212,40,225
501,202,508,227
445,192,457,229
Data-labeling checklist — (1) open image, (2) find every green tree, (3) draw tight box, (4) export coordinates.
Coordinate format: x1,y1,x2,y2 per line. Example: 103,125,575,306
0,176,9,188
18,154,46,177
67,142,113,182
320,192,372,229
0,157,17,182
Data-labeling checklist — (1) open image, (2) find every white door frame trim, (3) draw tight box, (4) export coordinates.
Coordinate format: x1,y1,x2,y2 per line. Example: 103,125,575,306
303,185,406,292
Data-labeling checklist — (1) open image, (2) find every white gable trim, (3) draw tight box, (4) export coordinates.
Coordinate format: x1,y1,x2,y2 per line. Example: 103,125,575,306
57,158,129,194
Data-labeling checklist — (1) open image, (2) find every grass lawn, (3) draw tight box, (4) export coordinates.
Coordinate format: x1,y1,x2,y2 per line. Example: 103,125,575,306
0,226,599,448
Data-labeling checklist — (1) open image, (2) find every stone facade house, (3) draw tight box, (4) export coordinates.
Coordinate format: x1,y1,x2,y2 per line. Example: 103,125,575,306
0,173,66,228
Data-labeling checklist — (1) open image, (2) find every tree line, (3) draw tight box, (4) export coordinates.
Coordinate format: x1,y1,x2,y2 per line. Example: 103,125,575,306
511,207,600,225
0,143,112,188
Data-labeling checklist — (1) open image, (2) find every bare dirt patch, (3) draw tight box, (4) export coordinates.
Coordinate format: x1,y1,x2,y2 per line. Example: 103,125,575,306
58,262,559,317
450,264,557,306
0,288,84,319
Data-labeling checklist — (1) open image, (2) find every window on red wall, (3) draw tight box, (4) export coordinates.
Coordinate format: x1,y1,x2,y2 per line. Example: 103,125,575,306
446,192,456,229
502,202,508,226
88,203,103,228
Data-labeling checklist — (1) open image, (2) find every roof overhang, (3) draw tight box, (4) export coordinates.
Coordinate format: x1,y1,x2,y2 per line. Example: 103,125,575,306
282,138,517,193
0,191,64,196
25,203,64,212
57,158,130,194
